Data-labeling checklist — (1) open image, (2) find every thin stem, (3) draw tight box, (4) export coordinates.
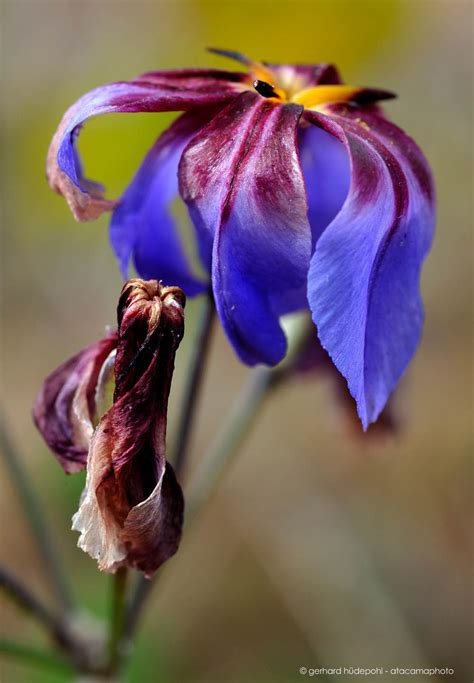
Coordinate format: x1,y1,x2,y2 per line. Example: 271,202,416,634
172,291,215,479
0,565,76,653
186,367,275,519
0,414,74,611
106,568,128,676
121,574,155,645
0,639,74,675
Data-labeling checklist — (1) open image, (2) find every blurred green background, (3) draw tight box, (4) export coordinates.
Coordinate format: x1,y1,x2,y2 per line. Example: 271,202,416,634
1,1,472,682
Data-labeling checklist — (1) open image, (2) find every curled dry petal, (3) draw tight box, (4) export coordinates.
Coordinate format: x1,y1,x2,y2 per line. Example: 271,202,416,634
33,334,118,473
72,280,185,575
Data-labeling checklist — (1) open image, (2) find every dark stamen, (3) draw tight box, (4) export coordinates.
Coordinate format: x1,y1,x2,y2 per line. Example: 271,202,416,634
253,79,279,98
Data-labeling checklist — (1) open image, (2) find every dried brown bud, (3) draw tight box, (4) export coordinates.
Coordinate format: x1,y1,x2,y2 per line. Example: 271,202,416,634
34,279,186,575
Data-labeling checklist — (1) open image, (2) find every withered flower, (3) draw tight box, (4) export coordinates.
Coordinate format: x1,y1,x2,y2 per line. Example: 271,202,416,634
34,280,185,576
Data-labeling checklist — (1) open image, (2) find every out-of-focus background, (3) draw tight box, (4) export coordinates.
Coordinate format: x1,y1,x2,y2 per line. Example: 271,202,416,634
1,1,472,682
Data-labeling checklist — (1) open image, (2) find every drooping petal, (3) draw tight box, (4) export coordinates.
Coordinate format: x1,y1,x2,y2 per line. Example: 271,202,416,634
270,122,351,320
47,69,245,221
110,110,215,295
305,107,435,428
72,280,185,575
33,334,118,473
298,123,351,245
179,92,312,365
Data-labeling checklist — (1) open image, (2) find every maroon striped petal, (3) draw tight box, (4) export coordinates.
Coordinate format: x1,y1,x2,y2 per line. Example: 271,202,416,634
47,69,245,221
33,334,118,473
306,105,435,427
179,91,311,365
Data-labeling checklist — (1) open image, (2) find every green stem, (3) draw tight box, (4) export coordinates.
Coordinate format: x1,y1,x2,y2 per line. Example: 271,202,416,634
121,574,155,645
0,413,74,611
0,639,74,675
0,565,75,651
186,366,275,519
173,291,215,479
0,565,101,674
106,568,128,677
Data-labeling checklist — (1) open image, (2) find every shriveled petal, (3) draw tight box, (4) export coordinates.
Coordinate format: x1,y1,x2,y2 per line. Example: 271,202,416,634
110,110,215,295
47,69,245,221
299,123,351,245
73,281,185,575
33,334,118,473
121,463,183,575
306,107,435,428
179,92,312,365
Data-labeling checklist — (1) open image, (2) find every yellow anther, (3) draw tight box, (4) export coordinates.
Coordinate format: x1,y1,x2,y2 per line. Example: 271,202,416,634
291,85,363,109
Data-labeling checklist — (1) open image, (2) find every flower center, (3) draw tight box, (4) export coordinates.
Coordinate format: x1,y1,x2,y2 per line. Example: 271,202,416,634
206,49,392,112
251,74,363,112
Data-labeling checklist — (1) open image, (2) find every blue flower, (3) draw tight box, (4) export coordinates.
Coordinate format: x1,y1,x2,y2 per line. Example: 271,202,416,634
47,49,435,428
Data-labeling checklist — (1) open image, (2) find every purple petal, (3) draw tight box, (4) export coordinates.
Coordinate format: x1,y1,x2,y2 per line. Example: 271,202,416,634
179,92,311,365
33,334,118,473
306,107,435,428
47,69,245,221
299,123,351,245
110,110,214,295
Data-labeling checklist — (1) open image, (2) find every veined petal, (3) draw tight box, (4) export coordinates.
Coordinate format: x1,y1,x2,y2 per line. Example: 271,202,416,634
33,334,118,473
179,92,312,365
47,69,245,221
305,107,435,428
110,110,214,295
299,123,351,245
